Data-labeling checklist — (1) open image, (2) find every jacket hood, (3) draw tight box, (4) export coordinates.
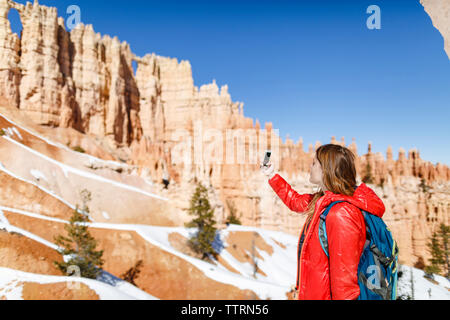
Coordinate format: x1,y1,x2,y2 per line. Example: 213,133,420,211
322,182,386,218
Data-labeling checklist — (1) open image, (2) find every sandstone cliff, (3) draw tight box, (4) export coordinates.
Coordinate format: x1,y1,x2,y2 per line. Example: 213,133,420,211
421,0,450,58
0,0,448,269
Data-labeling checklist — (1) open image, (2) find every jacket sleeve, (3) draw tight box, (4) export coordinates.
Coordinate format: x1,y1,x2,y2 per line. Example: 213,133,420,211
268,174,314,213
326,203,365,300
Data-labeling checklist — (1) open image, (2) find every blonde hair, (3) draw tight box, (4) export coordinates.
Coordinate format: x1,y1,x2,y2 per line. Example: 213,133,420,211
303,144,357,225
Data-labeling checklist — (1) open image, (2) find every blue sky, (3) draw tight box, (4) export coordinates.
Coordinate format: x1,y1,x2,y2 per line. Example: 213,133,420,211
8,0,450,165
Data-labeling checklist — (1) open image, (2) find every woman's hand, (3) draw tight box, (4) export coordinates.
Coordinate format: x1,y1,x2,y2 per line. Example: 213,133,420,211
260,161,276,179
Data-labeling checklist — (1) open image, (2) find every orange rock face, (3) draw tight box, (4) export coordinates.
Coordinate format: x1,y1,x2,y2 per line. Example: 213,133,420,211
421,0,450,58
0,228,62,275
0,0,448,273
21,282,100,300
3,210,259,300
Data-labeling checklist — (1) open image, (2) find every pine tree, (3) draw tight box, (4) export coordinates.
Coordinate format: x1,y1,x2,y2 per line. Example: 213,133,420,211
362,161,374,184
185,183,218,262
425,227,445,276
53,190,104,279
121,260,143,287
251,236,258,278
419,178,431,193
438,223,449,278
225,200,241,225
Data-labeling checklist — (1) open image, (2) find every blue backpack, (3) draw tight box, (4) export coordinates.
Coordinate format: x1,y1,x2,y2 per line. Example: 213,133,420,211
318,200,399,300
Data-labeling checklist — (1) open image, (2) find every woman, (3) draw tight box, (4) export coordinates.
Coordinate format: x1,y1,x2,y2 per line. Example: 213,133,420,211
261,144,386,300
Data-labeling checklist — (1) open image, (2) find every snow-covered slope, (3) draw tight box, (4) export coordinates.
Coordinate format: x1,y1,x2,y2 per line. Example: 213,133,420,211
2,204,448,300
397,265,450,300
0,206,296,300
0,112,179,226
0,110,448,300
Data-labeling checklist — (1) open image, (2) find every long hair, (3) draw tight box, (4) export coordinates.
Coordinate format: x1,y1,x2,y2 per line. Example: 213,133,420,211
303,144,357,225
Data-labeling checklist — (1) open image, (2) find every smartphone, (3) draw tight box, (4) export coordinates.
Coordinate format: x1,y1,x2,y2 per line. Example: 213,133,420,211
262,150,271,167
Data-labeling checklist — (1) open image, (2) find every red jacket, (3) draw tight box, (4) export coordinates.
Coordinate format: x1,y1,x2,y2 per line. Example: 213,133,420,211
268,174,386,300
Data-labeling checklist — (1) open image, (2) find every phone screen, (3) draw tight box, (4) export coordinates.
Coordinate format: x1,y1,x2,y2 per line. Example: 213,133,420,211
263,151,271,166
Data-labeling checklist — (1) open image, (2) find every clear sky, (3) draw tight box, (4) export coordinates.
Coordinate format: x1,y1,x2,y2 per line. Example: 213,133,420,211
8,0,450,165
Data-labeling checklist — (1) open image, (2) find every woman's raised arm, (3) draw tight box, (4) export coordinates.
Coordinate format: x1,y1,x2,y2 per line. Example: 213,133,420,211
268,174,314,213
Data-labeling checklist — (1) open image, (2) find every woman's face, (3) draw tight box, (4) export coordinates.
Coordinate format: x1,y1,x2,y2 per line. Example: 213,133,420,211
309,154,323,185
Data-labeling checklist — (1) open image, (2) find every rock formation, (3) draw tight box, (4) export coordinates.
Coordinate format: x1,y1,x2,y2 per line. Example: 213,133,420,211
0,0,448,269
421,0,450,58
0,0,20,109
0,0,142,148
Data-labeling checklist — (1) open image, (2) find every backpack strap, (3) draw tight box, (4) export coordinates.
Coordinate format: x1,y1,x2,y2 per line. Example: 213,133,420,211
318,186,359,257
318,200,346,257
370,243,395,267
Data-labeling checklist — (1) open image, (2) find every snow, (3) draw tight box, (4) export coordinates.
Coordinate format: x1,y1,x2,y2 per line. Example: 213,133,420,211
0,267,158,300
96,270,158,300
434,273,450,288
0,206,68,225
0,276,23,300
0,219,60,251
0,162,78,211
30,169,48,182
1,126,23,140
11,127,22,140
1,135,168,201
66,221,450,300
2,206,449,300
215,225,298,286
397,265,450,300
0,207,290,299
0,212,158,300
0,208,10,225
1,113,166,203
66,222,291,299
0,113,125,168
